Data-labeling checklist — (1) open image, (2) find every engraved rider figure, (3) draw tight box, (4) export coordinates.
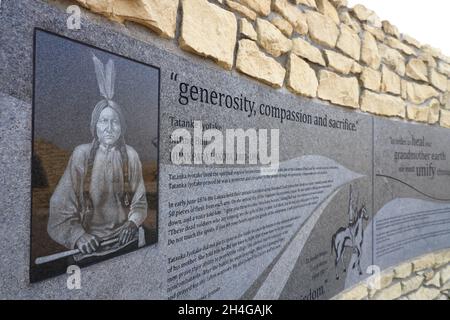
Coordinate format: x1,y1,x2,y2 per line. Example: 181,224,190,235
348,185,358,249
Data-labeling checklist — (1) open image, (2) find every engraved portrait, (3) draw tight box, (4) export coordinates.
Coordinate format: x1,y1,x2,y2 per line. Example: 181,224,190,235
31,30,159,282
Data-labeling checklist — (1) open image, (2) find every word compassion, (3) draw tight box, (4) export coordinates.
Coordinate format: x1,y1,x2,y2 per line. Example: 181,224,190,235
178,82,358,131
171,121,279,175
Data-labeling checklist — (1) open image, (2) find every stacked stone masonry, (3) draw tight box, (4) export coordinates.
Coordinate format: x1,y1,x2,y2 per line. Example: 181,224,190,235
334,249,450,300
72,0,450,128
39,0,450,301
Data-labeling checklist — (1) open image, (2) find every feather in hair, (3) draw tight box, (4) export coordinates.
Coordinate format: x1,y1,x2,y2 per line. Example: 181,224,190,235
104,59,116,100
92,54,114,100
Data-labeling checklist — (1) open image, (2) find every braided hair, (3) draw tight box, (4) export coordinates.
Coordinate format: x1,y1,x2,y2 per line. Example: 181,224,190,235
82,99,132,216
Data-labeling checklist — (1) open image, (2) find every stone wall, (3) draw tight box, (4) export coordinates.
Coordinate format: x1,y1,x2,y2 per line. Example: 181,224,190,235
34,0,450,300
70,0,450,127
334,249,450,300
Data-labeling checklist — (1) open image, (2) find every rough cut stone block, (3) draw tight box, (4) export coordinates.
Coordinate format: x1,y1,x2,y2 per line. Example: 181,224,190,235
430,69,448,92
393,263,412,279
361,91,405,118
401,79,408,100
441,265,450,284
386,37,416,56
294,0,318,9
351,62,362,74
378,44,406,76
434,250,450,268
401,275,424,295
442,280,450,292
340,12,361,33
379,273,395,290
226,0,257,21
425,272,441,288
76,0,180,39
406,82,439,105
428,102,440,124
438,62,450,77
420,268,435,281
382,20,400,39
361,32,380,69
256,18,292,57
406,104,429,122
316,0,340,25
236,39,286,88
337,24,361,61
361,68,381,91
441,54,450,64
381,66,401,95
287,54,318,98
271,16,293,37
317,70,359,108
373,283,402,300
273,0,308,35
408,287,440,300
351,4,373,21
443,92,450,110
329,0,347,8
422,45,442,59
237,0,271,16
441,109,450,128
240,18,257,41
406,59,428,82
366,12,382,28
363,24,385,42
403,34,421,49
325,50,354,75
419,52,437,68
412,255,436,272
338,284,368,300
306,11,339,48
76,0,112,15
407,99,440,124
180,0,237,70
292,38,326,66
294,17,309,36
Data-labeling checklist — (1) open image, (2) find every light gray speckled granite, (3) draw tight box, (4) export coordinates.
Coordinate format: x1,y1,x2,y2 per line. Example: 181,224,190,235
1,0,449,300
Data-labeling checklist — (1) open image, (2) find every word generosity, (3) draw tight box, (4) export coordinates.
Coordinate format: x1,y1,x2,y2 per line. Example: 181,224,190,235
178,82,312,125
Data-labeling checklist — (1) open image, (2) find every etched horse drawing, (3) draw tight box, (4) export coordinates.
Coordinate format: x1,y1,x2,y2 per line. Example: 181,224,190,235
331,204,369,280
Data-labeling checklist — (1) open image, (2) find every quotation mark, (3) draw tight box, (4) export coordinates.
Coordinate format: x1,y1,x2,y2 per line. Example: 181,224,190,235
170,72,179,82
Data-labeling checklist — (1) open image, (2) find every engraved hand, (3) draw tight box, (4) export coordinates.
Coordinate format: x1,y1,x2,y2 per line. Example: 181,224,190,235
76,234,100,254
119,221,138,245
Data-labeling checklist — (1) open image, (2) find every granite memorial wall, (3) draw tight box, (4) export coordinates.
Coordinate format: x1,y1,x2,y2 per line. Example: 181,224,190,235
0,0,450,299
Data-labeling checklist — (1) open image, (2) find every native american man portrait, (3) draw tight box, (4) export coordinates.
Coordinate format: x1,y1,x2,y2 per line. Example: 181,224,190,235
46,55,148,261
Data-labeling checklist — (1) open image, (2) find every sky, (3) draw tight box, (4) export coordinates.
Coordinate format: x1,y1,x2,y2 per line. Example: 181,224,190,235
347,0,450,56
